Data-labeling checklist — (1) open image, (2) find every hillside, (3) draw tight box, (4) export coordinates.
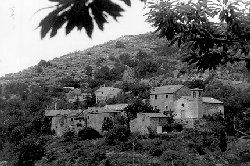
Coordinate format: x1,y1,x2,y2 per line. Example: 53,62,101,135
0,33,169,82
1,32,249,86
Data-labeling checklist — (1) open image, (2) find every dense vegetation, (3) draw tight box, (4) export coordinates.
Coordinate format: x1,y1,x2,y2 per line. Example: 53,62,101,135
1,72,250,165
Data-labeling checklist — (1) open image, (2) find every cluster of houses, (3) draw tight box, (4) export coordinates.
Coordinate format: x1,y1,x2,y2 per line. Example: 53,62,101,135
45,85,224,136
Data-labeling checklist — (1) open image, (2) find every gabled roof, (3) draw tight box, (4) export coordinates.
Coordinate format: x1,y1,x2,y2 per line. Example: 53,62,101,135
95,87,122,96
181,96,223,104
151,85,184,95
141,113,168,118
45,109,82,117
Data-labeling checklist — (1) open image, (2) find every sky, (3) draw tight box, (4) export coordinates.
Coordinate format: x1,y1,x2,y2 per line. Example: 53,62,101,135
0,0,154,77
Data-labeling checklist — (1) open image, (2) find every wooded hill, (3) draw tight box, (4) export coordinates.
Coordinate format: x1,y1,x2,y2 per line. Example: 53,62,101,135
1,32,250,88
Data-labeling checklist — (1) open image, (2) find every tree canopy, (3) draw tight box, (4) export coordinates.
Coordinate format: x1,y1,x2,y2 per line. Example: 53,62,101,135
145,0,250,71
38,0,145,39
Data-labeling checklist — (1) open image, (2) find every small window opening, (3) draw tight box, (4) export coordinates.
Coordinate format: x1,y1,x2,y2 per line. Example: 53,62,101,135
193,92,196,98
198,91,201,97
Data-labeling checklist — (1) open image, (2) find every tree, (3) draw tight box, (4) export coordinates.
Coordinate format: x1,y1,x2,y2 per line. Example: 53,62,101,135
219,129,227,152
146,0,250,71
38,0,145,39
78,127,102,140
85,65,93,77
102,117,114,132
105,125,131,145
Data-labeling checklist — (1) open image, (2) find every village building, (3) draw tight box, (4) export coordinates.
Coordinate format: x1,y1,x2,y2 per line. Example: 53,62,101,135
44,109,83,137
150,85,190,112
95,87,123,105
130,113,168,135
77,107,122,132
174,88,224,128
150,85,224,128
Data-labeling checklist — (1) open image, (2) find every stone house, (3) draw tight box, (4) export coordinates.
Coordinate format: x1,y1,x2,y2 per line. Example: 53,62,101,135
77,107,122,132
95,87,123,105
45,109,84,137
174,88,224,128
130,113,168,135
150,85,190,112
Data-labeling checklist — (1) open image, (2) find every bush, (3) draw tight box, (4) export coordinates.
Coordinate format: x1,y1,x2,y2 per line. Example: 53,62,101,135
62,130,75,142
105,125,131,145
172,123,183,132
160,150,193,166
78,127,102,140
115,41,125,48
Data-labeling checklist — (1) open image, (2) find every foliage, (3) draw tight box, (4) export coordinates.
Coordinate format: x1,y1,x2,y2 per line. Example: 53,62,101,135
38,0,145,38
102,117,114,132
135,49,151,60
59,76,80,88
119,53,137,67
115,41,125,48
36,66,43,73
123,98,157,120
105,125,131,145
105,153,156,166
160,150,194,166
78,127,102,140
37,59,53,67
135,59,159,78
146,0,250,71
85,65,93,77
219,130,227,152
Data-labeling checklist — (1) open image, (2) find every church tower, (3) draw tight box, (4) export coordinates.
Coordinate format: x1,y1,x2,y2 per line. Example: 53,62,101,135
190,88,203,118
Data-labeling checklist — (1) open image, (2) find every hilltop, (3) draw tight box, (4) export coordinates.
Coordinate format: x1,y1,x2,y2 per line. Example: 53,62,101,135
1,32,250,87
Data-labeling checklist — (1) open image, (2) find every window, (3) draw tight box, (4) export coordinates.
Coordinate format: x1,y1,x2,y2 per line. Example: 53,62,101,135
165,105,168,110
166,95,168,99
193,92,196,98
71,118,73,121
198,91,201,97
181,103,184,107
155,95,157,99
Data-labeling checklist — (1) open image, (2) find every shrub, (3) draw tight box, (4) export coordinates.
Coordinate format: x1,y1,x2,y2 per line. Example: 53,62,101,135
62,130,75,142
172,123,183,132
105,125,131,145
115,41,125,48
160,150,193,166
78,127,102,140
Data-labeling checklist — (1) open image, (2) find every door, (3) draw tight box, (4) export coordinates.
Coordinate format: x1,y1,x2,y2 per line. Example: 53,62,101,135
181,109,185,119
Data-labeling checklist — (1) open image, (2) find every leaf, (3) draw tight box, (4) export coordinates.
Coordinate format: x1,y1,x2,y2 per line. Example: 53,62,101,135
37,4,69,39
119,0,131,6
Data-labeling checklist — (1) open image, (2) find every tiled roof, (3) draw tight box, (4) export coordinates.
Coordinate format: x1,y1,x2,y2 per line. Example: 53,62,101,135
151,85,184,95
95,87,122,96
202,97,223,104
45,109,82,117
141,113,168,118
181,96,223,104
83,107,121,114
104,104,128,110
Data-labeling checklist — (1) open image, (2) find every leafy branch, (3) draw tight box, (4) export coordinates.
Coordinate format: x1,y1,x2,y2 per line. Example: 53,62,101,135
37,0,146,39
